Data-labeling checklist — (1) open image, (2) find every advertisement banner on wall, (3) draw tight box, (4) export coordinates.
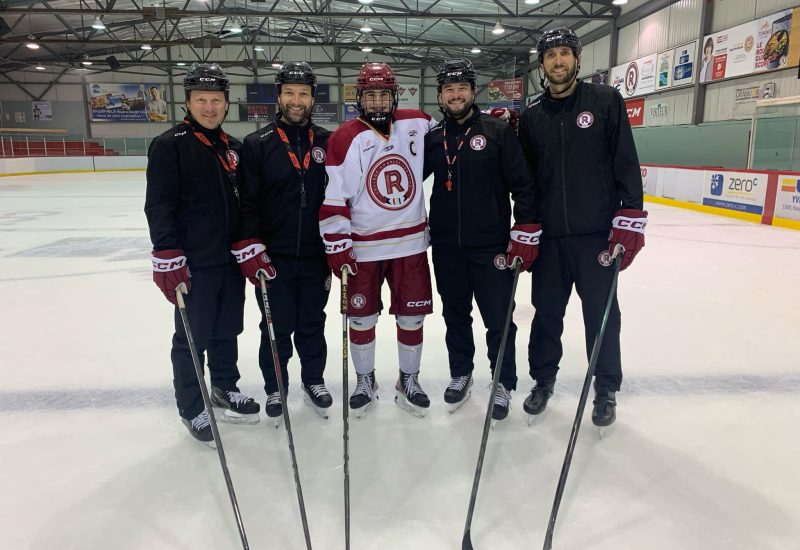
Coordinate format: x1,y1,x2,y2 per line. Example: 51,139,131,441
343,102,360,121
246,83,329,103
700,8,800,83
702,170,769,214
645,98,674,126
343,84,357,103
656,50,674,90
89,83,169,122
487,78,523,111
31,101,53,121
775,174,800,221
311,103,339,124
625,97,645,126
611,41,697,98
672,42,698,86
397,82,421,108
238,103,275,122
611,54,657,97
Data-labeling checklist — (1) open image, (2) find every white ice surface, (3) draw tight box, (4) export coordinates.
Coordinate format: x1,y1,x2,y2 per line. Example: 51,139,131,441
1,172,799,550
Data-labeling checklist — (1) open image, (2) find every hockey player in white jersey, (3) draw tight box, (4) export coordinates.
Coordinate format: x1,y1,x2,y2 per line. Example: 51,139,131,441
320,62,437,418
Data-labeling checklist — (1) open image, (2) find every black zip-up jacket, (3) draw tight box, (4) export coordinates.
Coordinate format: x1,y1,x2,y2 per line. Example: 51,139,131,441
144,117,242,268
518,80,643,237
238,117,331,258
424,106,537,250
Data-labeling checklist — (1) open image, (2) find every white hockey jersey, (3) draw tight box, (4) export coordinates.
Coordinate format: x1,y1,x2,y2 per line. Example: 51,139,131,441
320,110,437,262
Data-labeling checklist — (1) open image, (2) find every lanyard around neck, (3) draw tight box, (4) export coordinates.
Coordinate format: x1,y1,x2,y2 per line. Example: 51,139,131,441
442,125,472,192
276,124,315,208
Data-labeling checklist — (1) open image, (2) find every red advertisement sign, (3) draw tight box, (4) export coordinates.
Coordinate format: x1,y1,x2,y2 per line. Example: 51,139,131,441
625,98,645,126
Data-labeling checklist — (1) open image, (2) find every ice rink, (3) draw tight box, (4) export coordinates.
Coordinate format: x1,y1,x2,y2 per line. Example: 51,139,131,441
1,171,799,550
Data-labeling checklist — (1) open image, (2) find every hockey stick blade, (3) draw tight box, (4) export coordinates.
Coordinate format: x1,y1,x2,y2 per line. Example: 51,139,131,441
462,529,474,550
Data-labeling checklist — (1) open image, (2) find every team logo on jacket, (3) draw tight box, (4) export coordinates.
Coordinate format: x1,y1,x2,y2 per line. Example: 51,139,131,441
312,146,326,163
366,154,416,211
225,149,239,166
470,135,487,150
576,112,594,128
351,293,367,309
494,254,507,270
597,250,613,267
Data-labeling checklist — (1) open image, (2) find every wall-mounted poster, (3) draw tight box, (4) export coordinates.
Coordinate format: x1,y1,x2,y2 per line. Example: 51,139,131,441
311,103,338,124
88,83,169,122
239,103,275,122
31,101,53,121
487,78,523,112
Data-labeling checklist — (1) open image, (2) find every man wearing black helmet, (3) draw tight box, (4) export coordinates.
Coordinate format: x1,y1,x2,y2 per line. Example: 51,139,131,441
145,62,260,445
236,62,333,424
320,62,438,419
424,58,538,421
519,29,647,427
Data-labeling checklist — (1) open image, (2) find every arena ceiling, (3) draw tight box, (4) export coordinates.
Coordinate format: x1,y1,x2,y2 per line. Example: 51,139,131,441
0,0,665,77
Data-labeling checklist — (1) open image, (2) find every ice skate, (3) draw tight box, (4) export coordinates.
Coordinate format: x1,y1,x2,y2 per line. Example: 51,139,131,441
444,374,473,414
182,410,216,448
210,386,260,425
302,383,333,420
592,383,616,438
524,380,555,426
395,371,430,418
265,391,284,429
350,371,378,419
490,383,511,429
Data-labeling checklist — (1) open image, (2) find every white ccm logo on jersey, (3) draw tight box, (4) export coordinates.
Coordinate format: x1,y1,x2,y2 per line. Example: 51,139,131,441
366,154,416,210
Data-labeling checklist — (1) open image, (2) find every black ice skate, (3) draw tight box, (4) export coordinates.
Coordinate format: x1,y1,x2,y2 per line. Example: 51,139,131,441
395,371,430,418
210,386,260,425
591,383,616,436
302,383,333,419
491,383,512,425
444,374,473,413
265,391,284,429
350,371,378,419
524,380,555,426
182,410,216,448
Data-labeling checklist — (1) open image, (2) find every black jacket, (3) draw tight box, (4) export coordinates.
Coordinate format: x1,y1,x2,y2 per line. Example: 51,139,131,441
144,117,242,268
424,106,537,250
238,117,331,258
518,81,643,237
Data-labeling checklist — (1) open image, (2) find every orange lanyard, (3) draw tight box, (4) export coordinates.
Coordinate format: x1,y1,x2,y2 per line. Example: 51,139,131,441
276,125,314,207
442,125,472,192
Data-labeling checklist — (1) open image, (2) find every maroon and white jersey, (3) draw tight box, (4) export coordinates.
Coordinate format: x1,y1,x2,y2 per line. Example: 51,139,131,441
320,110,437,262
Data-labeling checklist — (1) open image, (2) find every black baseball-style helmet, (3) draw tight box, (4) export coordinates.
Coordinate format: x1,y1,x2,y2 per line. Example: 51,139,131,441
436,58,477,92
275,61,317,95
536,28,583,63
183,62,230,100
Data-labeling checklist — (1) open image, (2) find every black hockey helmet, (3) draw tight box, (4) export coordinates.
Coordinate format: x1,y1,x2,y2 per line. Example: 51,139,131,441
275,61,317,95
536,28,583,63
436,58,476,92
183,62,230,100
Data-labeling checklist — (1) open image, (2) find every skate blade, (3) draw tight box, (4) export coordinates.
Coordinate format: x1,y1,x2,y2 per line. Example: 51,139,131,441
595,422,616,439
214,407,260,425
303,393,330,419
446,390,472,414
352,398,377,419
265,414,283,429
525,408,548,427
394,390,427,418
205,439,217,449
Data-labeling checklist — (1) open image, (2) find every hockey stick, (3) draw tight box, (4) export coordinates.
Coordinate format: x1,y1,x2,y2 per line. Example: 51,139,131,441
340,269,351,550
258,275,314,550
461,260,522,550
175,289,250,550
542,245,623,550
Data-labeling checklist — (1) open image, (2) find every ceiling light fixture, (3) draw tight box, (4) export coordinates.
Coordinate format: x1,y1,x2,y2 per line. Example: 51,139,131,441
530,47,537,54
26,41,40,50
362,46,373,52
360,19,373,33
254,46,264,52
358,0,374,4
271,62,282,68
81,60,93,66
612,0,628,4
35,64,46,70
141,44,152,50
91,16,106,30
229,21,243,34
492,21,505,35
524,0,540,4
471,47,482,54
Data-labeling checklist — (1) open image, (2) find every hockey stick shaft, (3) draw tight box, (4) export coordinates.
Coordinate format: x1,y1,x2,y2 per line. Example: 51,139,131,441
259,275,314,550
461,262,522,550
176,290,250,550
341,270,351,550
542,248,623,550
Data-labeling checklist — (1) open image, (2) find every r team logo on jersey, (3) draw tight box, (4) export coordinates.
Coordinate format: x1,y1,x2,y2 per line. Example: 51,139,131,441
576,111,594,128
493,254,507,270
351,293,367,309
470,135,487,151
366,154,416,211
312,146,326,164
225,149,239,166
597,250,613,267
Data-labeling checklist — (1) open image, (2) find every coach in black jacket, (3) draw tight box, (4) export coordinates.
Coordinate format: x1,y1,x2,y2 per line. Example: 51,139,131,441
234,62,333,421
424,58,539,421
518,28,648,427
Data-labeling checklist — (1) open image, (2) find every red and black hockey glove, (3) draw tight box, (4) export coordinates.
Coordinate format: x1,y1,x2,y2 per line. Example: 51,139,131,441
323,236,358,278
487,107,520,132
231,239,277,286
608,209,648,271
151,248,190,305
506,223,542,271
